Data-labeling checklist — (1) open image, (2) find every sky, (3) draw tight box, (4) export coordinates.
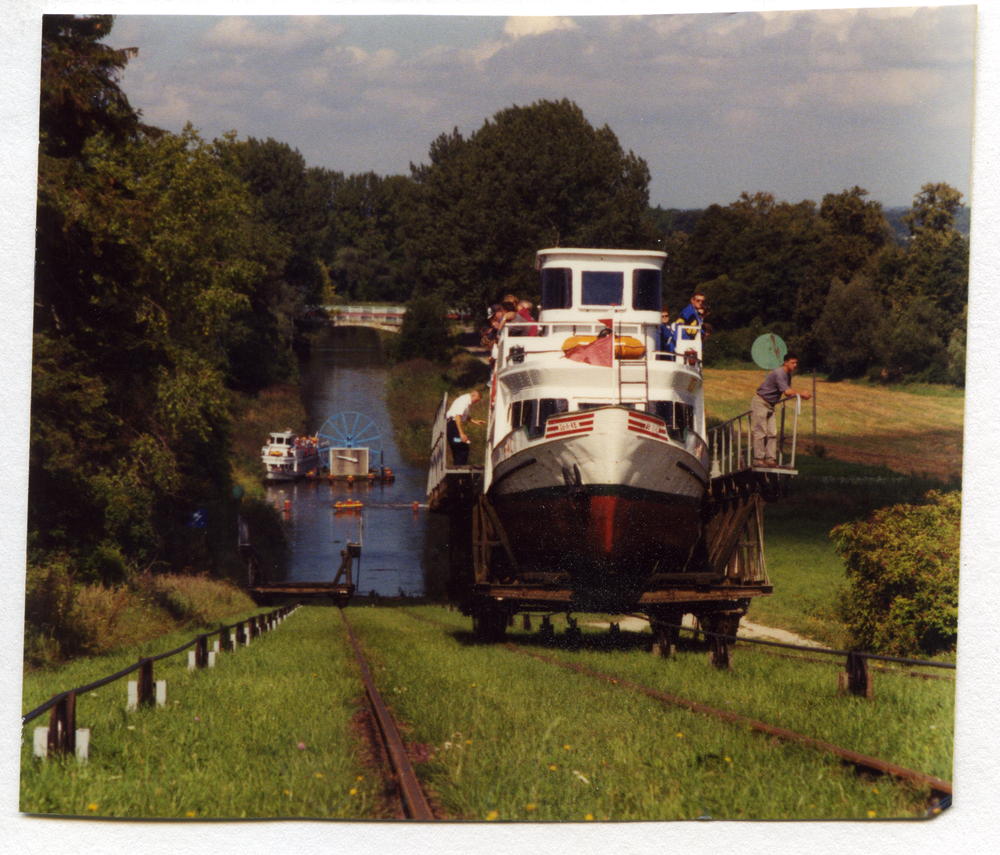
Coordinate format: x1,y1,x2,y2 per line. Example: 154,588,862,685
98,6,978,210
1,2,999,854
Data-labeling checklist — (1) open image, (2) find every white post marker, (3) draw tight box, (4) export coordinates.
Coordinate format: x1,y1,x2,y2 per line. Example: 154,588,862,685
33,727,47,758
76,728,90,763
32,727,90,762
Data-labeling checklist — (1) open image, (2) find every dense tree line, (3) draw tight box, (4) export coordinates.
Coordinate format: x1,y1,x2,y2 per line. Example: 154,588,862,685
30,15,968,582
662,185,968,383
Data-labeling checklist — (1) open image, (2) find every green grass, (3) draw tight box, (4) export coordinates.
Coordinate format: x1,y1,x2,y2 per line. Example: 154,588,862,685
20,603,952,820
344,605,949,820
20,607,381,818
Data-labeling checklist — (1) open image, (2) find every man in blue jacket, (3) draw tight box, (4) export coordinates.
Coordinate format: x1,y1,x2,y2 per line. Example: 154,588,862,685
678,293,706,341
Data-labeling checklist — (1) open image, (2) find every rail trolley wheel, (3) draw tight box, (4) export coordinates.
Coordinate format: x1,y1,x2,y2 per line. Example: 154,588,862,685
472,601,508,643
701,611,742,669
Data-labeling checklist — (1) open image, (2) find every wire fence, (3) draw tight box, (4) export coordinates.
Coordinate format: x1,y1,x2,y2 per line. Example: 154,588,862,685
23,604,299,759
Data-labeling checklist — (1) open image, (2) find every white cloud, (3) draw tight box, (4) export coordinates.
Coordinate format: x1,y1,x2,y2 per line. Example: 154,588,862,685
503,16,578,39
110,10,973,208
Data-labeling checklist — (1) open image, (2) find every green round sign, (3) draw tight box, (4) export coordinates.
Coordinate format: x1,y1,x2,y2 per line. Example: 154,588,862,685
232,485,245,500
751,333,787,370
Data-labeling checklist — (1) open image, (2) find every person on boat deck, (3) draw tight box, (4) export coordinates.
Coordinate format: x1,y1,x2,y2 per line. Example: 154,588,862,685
751,353,811,467
679,293,707,340
657,308,676,353
480,300,519,347
510,300,538,336
446,389,485,466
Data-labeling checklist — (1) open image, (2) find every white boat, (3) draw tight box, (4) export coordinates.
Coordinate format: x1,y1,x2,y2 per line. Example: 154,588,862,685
261,430,329,481
482,248,709,605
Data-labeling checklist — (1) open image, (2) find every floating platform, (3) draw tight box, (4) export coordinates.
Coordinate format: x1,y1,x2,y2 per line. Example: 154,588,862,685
304,471,395,484
334,500,364,512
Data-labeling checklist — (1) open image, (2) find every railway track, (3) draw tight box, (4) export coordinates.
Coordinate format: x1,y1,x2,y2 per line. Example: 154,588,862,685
403,610,952,808
339,609,436,820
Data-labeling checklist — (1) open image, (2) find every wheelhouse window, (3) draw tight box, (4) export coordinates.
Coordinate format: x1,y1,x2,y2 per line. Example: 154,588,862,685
541,268,573,310
578,402,636,411
632,269,662,311
581,271,624,307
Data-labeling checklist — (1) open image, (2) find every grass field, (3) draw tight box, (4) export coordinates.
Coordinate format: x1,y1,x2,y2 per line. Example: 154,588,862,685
703,368,964,480
20,604,952,820
20,607,383,819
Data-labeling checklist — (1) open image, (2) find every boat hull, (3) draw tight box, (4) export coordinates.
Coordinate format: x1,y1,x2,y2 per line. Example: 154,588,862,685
487,408,708,585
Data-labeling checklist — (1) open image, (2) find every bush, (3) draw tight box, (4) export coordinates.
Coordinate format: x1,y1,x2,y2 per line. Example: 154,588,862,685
831,490,959,657
24,559,132,662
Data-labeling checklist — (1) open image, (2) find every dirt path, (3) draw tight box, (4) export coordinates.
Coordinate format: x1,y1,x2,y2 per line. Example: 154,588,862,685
593,615,825,649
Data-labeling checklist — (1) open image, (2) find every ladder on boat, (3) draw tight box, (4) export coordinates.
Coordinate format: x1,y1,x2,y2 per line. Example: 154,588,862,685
617,353,649,405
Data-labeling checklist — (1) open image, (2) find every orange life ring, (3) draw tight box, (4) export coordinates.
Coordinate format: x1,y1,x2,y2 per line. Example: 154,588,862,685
561,335,645,359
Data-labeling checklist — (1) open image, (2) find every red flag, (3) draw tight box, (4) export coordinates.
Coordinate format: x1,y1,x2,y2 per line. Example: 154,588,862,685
565,334,613,367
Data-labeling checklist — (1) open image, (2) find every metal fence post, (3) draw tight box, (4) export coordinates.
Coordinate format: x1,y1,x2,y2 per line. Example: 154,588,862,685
47,692,76,756
195,634,208,669
137,658,154,708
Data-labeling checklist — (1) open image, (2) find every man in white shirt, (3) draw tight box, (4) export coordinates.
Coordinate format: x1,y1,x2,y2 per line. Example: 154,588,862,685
446,389,485,465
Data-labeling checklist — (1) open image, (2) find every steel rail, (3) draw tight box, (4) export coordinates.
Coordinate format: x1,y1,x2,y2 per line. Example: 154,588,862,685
505,643,952,800
339,610,434,820
637,615,956,671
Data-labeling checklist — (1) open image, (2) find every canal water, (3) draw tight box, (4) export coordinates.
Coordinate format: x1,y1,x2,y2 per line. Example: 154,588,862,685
263,326,450,598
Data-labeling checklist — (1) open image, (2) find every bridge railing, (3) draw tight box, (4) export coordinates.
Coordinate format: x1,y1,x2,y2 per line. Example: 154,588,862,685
326,306,406,325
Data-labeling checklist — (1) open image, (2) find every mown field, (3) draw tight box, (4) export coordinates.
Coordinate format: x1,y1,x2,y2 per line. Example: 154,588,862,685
703,367,964,481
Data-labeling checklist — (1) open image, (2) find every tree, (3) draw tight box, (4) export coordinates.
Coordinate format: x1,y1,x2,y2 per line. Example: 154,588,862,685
666,193,826,336
217,136,338,307
876,295,943,381
814,275,883,379
405,99,658,311
31,16,294,579
327,172,415,302
793,187,892,362
903,182,964,236
388,294,455,364
38,14,145,159
897,184,969,331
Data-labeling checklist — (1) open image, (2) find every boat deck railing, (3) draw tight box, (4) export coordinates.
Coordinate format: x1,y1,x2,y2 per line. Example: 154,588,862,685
496,321,703,369
708,396,800,478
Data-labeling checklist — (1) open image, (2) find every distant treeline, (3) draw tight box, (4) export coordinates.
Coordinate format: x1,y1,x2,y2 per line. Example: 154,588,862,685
31,15,968,586
649,204,971,243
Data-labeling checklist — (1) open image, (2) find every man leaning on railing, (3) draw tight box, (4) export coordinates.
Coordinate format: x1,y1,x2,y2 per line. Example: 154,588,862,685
751,353,811,467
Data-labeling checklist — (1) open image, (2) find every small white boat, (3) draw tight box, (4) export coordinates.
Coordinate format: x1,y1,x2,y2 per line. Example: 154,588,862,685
261,430,329,481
